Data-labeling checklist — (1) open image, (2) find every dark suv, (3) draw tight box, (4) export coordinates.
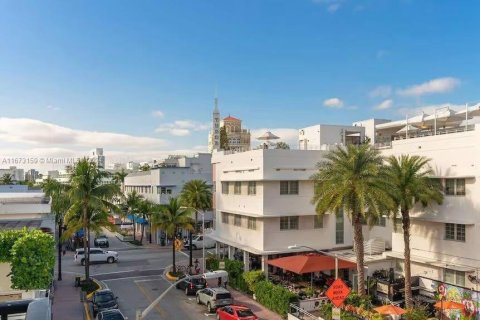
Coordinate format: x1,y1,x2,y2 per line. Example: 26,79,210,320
176,275,207,295
90,289,118,316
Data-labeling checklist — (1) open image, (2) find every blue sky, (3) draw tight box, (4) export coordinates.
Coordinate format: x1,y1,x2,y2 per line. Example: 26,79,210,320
0,0,479,167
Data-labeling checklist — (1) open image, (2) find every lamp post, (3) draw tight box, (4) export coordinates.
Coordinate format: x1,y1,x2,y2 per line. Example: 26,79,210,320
183,207,206,273
287,244,339,279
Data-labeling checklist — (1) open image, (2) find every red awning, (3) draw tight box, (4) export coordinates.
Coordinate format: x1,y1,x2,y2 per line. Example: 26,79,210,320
267,253,356,274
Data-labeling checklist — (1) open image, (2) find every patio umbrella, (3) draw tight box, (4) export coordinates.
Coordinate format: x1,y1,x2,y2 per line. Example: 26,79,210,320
396,124,420,134
374,305,406,315
257,131,280,141
434,300,464,310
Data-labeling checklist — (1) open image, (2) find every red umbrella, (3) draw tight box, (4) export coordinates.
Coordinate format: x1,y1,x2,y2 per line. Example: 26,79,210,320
267,253,356,274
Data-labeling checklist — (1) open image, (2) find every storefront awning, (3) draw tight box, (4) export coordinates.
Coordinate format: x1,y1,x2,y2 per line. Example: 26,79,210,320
267,253,356,274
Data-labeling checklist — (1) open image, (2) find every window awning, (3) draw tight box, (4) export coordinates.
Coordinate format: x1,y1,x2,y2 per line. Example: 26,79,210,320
267,253,356,274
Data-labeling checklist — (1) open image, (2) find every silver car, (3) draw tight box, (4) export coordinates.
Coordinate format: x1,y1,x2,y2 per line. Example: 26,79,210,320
196,287,233,313
74,248,118,265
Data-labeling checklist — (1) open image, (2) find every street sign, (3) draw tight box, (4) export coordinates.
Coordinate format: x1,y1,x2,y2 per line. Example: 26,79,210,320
332,307,341,320
174,239,183,251
219,261,225,269
326,278,351,308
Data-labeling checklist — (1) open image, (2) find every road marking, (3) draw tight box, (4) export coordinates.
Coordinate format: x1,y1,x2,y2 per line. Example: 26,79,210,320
179,251,189,257
134,281,168,318
134,277,163,283
92,268,164,276
103,275,163,282
84,302,92,320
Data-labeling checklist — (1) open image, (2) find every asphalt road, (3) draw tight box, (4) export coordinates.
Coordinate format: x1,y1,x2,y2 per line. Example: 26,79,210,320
62,229,209,319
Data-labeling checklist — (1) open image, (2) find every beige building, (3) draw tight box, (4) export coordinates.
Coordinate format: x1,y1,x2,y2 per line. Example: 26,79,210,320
222,116,251,152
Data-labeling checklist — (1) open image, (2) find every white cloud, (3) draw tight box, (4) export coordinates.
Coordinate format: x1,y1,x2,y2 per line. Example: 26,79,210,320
312,0,344,13
369,85,392,98
155,120,210,136
250,128,299,148
152,110,165,118
374,99,393,110
397,77,461,97
0,117,168,148
323,97,344,109
46,105,61,111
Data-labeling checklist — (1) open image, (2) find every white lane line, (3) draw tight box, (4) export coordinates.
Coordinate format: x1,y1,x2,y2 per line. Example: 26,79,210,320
134,278,163,283
178,251,189,258
103,275,163,282
92,268,165,276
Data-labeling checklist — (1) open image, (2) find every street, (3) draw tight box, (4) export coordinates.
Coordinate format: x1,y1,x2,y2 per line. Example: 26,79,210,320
62,230,209,319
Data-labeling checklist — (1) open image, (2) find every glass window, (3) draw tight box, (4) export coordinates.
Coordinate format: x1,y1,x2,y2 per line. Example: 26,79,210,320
336,212,344,244
444,269,455,284
222,212,229,224
445,223,455,240
456,224,466,241
280,217,289,230
234,214,242,227
444,269,465,286
234,182,241,195
222,182,229,195
248,181,256,195
456,179,466,196
289,216,299,229
445,179,455,195
247,217,256,230
314,215,323,229
280,181,289,195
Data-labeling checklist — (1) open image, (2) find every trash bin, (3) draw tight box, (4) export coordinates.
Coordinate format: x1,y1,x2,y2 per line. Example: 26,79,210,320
160,239,165,246
75,276,81,287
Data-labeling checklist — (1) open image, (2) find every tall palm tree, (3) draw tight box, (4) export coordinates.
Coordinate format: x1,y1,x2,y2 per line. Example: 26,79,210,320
113,169,129,194
66,158,121,282
0,173,14,185
42,178,71,281
137,199,154,243
126,191,144,241
384,155,443,308
180,180,212,231
155,198,193,273
311,144,391,295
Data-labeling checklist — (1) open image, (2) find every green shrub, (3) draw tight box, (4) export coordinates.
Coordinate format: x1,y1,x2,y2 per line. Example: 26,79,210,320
243,270,265,293
205,254,219,271
254,280,298,317
404,306,429,320
0,229,27,262
224,259,248,291
81,279,99,293
129,240,143,246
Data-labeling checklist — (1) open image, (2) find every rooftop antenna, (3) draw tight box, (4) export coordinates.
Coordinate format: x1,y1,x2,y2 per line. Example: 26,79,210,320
214,85,219,113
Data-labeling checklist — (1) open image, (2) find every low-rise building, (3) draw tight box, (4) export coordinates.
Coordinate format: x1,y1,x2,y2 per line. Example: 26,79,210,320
0,166,25,182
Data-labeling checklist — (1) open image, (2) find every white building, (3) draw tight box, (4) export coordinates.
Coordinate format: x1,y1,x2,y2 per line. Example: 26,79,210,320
90,148,106,169
0,166,25,182
127,161,140,171
212,104,480,292
208,98,221,153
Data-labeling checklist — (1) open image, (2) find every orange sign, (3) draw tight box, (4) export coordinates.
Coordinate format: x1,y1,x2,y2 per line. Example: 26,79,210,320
326,278,351,307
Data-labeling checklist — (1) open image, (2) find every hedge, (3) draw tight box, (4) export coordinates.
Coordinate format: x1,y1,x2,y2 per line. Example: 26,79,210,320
243,270,265,293
254,280,298,317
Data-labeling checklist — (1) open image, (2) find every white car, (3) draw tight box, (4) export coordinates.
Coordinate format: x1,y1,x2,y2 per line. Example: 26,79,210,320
185,235,215,250
75,248,118,265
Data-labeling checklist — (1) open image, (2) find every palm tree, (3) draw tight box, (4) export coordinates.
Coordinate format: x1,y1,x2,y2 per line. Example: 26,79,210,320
384,155,443,308
66,158,121,282
0,173,14,185
113,169,129,194
126,191,144,241
155,198,193,274
180,180,212,231
42,178,71,281
137,199,154,243
311,144,391,295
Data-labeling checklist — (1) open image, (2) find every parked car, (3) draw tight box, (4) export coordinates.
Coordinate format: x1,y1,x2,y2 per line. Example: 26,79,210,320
196,287,233,313
74,248,118,265
94,235,109,248
216,305,258,320
96,309,126,320
90,289,118,316
184,234,215,250
175,274,207,295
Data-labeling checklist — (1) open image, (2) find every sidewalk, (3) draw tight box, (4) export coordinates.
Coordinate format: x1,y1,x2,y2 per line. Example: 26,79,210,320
52,273,85,320
229,288,284,320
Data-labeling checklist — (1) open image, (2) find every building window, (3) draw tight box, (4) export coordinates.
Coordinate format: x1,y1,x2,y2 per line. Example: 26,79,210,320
280,216,299,230
445,178,466,196
314,215,323,229
234,214,242,227
234,182,241,195
336,212,344,244
445,223,466,242
280,181,299,195
247,217,256,230
222,212,230,224
444,269,465,286
248,181,256,195
222,182,229,195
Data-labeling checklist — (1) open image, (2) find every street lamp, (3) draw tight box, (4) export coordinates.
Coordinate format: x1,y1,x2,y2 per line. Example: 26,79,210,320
183,207,206,273
287,244,339,279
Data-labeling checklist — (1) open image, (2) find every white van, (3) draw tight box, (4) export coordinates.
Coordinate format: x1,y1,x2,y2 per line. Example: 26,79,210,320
185,234,216,250
202,270,229,288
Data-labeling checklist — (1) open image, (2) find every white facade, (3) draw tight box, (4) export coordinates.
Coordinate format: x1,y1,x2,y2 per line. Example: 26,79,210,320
90,147,106,169
124,153,213,204
0,166,25,182
208,98,221,153
298,124,365,150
